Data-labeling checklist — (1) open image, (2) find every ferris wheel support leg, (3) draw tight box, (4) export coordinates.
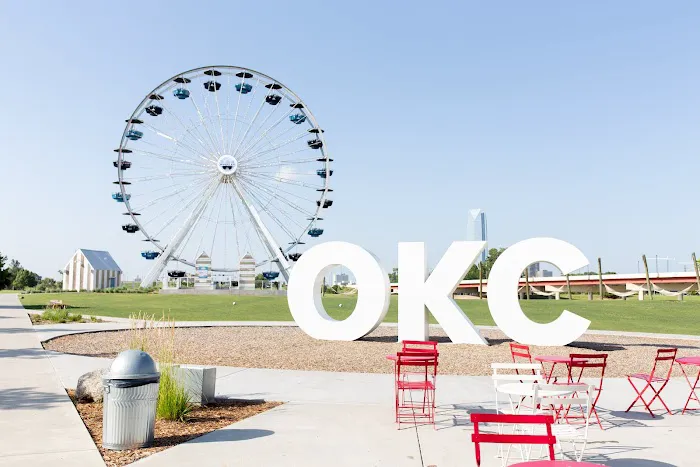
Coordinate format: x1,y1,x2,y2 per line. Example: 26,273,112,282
140,183,219,288
232,179,291,282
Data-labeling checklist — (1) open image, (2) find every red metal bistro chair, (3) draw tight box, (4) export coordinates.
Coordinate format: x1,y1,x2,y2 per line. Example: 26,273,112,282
566,353,607,429
470,413,556,466
395,351,438,427
510,343,538,376
625,347,677,418
402,340,439,355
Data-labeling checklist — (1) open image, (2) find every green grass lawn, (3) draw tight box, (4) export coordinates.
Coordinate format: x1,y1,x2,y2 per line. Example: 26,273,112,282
18,292,700,335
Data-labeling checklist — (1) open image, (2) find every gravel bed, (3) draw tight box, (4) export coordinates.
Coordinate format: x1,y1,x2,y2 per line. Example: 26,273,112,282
45,326,700,378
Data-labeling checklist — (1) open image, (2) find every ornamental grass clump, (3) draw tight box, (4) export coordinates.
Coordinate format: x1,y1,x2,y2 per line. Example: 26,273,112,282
156,364,192,422
124,312,193,421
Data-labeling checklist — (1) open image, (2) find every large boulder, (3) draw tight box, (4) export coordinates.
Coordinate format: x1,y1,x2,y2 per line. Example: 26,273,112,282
76,368,107,403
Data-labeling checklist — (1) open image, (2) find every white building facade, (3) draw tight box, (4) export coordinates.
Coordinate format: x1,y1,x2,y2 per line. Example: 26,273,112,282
239,253,256,290
62,249,122,291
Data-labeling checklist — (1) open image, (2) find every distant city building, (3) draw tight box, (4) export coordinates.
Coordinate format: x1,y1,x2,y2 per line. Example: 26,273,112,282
62,249,122,291
195,252,213,289
333,273,349,286
537,270,553,278
239,253,256,290
467,209,488,263
527,262,540,278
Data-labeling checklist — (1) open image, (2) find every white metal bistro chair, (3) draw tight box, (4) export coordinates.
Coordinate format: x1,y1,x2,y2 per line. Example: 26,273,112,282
491,363,545,465
491,363,543,414
535,383,593,462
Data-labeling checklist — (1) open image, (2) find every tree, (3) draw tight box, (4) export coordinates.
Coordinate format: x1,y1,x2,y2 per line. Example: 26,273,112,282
463,247,506,280
37,277,59,291
0,253,10,289
12,269,39,289
388,267,398,283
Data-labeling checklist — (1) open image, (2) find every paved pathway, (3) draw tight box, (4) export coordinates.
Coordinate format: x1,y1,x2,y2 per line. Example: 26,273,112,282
0,294,103,466
7,295,700,466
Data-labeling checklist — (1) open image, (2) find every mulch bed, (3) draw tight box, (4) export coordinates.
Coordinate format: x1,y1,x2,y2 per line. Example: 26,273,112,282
67,390,281,466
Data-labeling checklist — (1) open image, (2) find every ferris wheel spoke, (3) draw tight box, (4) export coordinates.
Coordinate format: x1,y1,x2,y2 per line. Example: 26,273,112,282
237,175,311,230
129,148,213,169
235,180,303,240
140,177,216,230
238,175,315,218
201,84,224,155
229,92,282,157
240,152,317,170
137,138,217,166
230,83,269,159
236,173,316,203
208,184,227,258
211,82,227,155
191,186,223,261
131,176,213,212
150,100,219,159
235,104,297,161
182,80,223,158
226,74,246,155
239,170,322,190
228,78,262,155
150,177,221,240
224,183,243,263
238,130,310,164
172,184,220,262
239,114,306,161
125,171,214,183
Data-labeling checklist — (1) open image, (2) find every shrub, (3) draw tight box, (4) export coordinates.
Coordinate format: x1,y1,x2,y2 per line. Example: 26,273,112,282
40,308,82,323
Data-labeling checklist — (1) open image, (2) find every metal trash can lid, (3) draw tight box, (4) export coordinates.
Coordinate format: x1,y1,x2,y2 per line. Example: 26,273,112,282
105,349,159,380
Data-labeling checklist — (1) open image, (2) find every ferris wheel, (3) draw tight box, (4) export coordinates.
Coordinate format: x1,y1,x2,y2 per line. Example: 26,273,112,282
112,66,333,287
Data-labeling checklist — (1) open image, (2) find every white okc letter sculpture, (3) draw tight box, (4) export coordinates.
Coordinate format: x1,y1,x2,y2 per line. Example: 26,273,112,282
487,237,591,346
398,242,487,344
287,241,390,341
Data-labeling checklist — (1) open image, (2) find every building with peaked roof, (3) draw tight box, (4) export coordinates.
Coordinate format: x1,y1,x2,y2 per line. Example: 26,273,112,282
62,249,122,291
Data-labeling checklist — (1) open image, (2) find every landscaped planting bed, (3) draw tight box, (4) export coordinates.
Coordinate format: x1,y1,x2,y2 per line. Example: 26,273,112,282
67,390,280,466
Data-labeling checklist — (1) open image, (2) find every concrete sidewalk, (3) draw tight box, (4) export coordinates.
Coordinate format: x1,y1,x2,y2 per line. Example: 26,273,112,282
10,295,700,466
0,294,103,466
43,346,700,466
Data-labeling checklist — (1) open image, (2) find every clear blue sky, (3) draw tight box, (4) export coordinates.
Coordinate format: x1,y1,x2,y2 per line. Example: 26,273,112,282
1,1,699,280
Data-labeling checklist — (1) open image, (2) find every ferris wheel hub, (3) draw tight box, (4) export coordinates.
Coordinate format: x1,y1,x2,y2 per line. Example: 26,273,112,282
217,154,238,175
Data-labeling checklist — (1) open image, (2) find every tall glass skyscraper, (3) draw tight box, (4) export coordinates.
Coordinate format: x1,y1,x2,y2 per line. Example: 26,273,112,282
467,209,488,263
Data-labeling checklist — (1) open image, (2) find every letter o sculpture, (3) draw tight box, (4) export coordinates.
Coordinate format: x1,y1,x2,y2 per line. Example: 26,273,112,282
287,241,390,341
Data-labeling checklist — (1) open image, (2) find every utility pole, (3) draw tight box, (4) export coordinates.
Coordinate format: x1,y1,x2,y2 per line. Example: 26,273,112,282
642,254,653,300
597,257,604,300
524,266,530,300
478,263,483,300
692,253,700,295
566,274,572,300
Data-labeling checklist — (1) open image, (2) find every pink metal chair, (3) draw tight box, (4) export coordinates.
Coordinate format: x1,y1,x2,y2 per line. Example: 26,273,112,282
470,413,556,466
626,347,677,417
395,351,438,427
